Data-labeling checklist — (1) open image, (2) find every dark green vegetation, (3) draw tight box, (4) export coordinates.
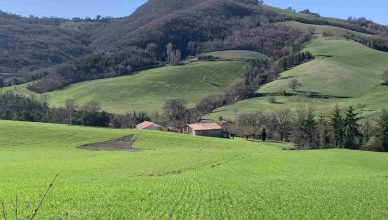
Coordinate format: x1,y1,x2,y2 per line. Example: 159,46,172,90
0,120,388,219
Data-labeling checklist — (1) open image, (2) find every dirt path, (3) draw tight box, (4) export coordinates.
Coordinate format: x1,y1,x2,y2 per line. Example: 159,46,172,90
79,135,139,151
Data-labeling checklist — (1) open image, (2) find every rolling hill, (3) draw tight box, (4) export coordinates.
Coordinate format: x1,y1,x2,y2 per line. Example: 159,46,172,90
2,2,388,219
3,0,386,94
260,21,388,97
1,120,388,219
207,21,388,119
37,61,247,113
6,19,388,117
0,0,269,78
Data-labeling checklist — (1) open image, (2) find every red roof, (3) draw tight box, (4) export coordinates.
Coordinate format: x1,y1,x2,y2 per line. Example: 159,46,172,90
187,123,222,131
136,121,156,129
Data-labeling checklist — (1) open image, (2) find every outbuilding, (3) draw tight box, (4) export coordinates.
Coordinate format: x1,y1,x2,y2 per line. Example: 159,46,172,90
136,121,162,130
183,122,223,138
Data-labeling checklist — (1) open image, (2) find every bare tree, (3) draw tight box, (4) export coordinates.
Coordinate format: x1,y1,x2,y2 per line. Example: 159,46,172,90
289,79,300,92
166,43,173,63
163,99,189,130
271,109,292,141
65,100,76,124
236,111,267,139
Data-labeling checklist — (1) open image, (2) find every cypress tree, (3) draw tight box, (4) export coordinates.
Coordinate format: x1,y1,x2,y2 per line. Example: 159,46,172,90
343,106,361,149
304,110,318,149
330,106,344,147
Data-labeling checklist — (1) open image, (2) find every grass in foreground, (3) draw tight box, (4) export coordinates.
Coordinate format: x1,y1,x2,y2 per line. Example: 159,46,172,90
0,120,388,219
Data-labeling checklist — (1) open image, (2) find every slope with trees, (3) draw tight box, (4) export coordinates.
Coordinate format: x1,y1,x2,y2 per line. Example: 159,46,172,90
208,21,388,120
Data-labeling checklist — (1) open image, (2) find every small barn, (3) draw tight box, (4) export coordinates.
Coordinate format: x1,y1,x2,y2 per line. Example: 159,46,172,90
136,121,162,130
183,122,223,138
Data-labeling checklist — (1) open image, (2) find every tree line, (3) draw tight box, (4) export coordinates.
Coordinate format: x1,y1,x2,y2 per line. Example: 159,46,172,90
226,106,388,152
0,92,149,128
152,96,388,153
1,91,387,152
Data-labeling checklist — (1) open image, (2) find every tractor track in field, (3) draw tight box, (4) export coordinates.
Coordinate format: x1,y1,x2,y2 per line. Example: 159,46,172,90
78,135,140,151
135,155,248,177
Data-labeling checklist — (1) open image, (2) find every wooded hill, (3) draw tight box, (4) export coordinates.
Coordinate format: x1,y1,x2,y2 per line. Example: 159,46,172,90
1,0,387,91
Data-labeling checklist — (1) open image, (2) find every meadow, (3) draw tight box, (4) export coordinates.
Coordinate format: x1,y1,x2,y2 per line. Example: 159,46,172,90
208,21,388,119
200,50,267,61
1,120,388,219
6,61,246,114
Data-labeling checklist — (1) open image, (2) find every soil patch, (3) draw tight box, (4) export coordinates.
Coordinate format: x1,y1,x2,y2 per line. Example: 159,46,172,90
79,135,139,151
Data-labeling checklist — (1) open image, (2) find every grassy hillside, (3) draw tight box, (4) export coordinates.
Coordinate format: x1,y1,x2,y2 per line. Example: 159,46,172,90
0,120,387,219
200,50,267,61
43,61,247,113
207,22,388,119
260,22,388,97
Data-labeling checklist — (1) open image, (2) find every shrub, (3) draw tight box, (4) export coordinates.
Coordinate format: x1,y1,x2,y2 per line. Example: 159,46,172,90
268,96,276,104
382,70,388,85
362,136,383,152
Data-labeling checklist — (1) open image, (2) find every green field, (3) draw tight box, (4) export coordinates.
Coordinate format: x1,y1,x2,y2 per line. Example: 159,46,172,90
260,22,388,97
6,61,246,114
1,120,388,219
200,50,267,61
207,22,388,119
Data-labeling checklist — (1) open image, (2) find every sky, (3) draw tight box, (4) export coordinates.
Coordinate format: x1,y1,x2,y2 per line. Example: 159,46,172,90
0,0,387,24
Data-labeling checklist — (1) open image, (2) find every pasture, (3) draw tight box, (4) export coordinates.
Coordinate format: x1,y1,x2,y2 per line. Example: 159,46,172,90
6,61,246,114
200,50,267,61
208,22,388,119
0,120,388,219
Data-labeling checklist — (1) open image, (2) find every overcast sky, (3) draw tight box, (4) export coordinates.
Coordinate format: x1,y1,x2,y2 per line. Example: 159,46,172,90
0,0,387,24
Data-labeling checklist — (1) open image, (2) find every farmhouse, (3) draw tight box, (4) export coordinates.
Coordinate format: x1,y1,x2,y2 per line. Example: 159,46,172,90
183,122,223,137
136,121,162,130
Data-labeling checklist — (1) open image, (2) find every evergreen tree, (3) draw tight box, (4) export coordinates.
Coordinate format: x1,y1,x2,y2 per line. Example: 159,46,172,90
294,109,318,149
261,128,267,142
378,110,388,152
330,106,344,147
304,109,318,148
343,106,361,149
0,79,4,93
318,116,331,148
